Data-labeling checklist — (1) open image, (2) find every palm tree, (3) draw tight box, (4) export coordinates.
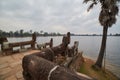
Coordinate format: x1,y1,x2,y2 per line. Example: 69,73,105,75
84,0,119,68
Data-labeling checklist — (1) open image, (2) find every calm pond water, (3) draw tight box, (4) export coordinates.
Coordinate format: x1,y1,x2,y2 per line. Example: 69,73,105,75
0,36,120,78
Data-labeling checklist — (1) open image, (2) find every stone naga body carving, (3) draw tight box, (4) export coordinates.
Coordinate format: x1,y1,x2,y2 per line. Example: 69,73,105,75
22,32,93,80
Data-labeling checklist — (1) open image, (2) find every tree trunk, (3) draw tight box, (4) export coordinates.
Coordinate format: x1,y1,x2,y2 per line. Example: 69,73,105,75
94,26,108,68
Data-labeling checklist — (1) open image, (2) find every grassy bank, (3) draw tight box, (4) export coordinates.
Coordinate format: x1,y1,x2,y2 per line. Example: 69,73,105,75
79,58,119,80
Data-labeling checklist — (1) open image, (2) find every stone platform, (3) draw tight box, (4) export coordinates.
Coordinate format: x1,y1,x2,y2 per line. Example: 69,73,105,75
0,50,40,80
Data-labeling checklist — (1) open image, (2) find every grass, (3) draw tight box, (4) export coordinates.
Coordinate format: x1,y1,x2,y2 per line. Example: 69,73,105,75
78,58,119,80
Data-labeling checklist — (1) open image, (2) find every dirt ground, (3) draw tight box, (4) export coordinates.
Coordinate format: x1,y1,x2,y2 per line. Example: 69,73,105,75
79,57,119,80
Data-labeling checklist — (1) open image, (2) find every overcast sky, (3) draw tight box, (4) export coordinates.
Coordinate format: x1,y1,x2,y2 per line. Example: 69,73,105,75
0,0,120,34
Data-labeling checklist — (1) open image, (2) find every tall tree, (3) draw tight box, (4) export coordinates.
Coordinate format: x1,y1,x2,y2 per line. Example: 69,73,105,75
30,30,32,34
14,31,19,37
9,31,14,37
40,30,43,36
84,0,119,68
20,29,24,37
0,30,2,37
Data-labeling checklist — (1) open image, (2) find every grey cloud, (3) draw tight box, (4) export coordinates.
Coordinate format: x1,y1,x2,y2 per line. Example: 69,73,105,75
0,0,120,34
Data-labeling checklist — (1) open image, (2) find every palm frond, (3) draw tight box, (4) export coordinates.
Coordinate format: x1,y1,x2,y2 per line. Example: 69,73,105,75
111,5,119,15
84,0,119,27
83,0,91,3
87,2,97,11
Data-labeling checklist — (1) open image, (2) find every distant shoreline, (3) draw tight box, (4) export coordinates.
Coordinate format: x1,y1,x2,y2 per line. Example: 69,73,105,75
2,35,120,38
0,29,120,37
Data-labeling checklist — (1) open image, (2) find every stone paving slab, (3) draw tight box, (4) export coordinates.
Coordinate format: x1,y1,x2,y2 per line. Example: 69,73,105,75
0,56,14,64
0,50,40,80
0,63,9,69
4,75,16,80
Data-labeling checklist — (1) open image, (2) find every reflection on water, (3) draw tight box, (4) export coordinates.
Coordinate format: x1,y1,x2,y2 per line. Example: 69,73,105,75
0,36,120,77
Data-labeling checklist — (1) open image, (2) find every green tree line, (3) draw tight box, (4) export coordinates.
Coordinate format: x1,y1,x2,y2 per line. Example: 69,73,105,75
0,29,62,37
